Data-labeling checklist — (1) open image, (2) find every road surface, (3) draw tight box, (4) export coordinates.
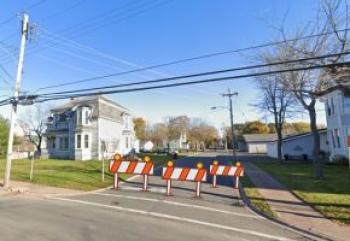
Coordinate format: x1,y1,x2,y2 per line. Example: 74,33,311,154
0,152,312,241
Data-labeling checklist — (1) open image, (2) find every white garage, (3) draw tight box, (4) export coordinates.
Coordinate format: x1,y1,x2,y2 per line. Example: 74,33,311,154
243,134,277,154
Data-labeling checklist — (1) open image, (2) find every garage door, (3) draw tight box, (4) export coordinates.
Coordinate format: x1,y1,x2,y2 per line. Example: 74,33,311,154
248,143,267,153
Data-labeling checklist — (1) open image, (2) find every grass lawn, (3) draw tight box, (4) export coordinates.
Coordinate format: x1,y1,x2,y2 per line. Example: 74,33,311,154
253,160,350,224
0,153,179,191
241,176,276,218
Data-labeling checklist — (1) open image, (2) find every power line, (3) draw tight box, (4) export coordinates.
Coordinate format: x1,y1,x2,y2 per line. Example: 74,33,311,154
0,60,348,107
35,51,350,96
0,0,85,43
29,27,222,98
31,27,350,92
0,64,14,87
0,0,169,64
62,0,171,38
27,61,350,104
39,0,87,22
0,0,47,26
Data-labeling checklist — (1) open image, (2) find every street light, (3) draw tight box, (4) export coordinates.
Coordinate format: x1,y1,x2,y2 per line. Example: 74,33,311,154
211,98,238,162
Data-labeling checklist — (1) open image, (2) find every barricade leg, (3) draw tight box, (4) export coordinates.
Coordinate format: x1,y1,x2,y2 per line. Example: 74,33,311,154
143,175,148,191
195,181,201,198
166,179,171,196
234,176,239,189
212,175,217,188
114,173,119,190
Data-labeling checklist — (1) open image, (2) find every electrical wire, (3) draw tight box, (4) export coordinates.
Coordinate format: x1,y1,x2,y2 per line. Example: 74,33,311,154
0,0,47,26
34,51,350,96
29,61,350,103
30,27,350,92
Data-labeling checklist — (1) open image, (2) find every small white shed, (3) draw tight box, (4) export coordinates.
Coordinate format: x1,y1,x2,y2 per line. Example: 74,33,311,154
243,134,277,154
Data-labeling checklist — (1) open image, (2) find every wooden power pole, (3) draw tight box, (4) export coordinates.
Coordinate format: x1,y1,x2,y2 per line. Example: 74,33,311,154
222,89,238,162
3,13,29,188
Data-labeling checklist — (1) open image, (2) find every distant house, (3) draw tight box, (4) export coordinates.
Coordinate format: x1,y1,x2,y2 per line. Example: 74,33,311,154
11,123,36,159
42,95,137,161
13,139,36,159
142,141,154,152
318,71,350,163
267,130,329,160
243,134,277,154
164,132,189,152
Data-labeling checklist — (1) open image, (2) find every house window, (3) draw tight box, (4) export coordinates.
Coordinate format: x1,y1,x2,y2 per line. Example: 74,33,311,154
331,97,335,115
335,129,341,148
124,116,129,129
58,137,68,150
64,136,69,149
84,134,89,149
331,130,336,148
344,97,350,113
77,134,81,149
326,100,331,116
125,136,129,148
52,137,56,149
85,110,89,125
77,110,82,125
58,114,66,122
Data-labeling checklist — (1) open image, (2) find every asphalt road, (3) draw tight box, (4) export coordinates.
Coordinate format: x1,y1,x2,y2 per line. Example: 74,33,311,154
0,152,312,241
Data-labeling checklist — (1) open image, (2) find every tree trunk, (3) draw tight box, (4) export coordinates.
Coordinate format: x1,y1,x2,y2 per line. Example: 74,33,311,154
274,113,283,163
309,106,324,179
277,130,283,163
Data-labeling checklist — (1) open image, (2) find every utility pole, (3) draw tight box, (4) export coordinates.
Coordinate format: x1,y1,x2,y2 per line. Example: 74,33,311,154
3,13,29,188
222,89,238,162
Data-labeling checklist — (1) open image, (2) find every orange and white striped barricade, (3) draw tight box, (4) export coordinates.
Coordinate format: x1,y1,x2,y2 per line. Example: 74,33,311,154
209,160,244,189
162,161,207,198
109,154,154,191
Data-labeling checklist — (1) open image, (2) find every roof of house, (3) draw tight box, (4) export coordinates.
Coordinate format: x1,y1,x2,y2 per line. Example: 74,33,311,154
243,134,277,143
51,95,129,113
316,84,350,97
281,128,327,142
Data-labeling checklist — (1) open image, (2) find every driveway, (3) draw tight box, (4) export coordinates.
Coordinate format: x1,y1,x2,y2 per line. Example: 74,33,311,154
0,152,312,241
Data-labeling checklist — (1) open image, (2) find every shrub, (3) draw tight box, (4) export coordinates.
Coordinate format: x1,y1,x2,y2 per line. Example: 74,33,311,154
329,155,349,166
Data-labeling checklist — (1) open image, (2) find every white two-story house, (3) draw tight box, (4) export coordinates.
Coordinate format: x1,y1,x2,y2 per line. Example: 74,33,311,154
42,95,137,161
319,68,350,163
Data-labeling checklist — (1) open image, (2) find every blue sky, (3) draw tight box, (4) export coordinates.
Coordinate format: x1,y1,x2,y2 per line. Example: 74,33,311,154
0,0,326,129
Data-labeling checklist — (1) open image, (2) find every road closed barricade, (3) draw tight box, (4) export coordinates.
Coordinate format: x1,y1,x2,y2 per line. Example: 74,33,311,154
209,161,244,189
162,161,207,198
109,154,154,191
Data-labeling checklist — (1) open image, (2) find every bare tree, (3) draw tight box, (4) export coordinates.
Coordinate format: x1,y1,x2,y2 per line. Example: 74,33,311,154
19,104,50,157
274,0,349,178
255,56,295,162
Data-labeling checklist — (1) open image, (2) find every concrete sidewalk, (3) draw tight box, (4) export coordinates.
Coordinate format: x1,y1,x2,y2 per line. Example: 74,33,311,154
0,180,82,197
243,161,350,241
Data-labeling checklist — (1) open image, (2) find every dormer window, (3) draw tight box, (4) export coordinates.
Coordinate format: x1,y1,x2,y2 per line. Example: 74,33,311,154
76,107,91,125
331,97,335,115
123,115,130,129
326,100,331,116
85,110,89,125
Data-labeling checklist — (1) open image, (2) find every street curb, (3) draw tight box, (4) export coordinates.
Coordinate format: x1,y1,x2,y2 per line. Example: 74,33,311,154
238,184,334,241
